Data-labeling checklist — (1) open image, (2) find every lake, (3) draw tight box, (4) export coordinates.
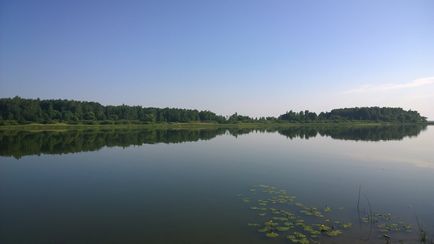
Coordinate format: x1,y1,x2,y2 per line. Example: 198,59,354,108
1,125,433,244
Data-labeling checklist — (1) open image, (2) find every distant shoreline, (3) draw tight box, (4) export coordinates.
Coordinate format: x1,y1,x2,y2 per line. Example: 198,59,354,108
1,97,428,126
0,121,430,131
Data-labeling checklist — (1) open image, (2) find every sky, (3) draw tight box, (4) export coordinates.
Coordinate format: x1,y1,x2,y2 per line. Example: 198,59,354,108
1,0,433,119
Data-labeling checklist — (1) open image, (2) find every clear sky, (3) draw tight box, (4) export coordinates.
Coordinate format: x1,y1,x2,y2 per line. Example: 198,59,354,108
1,0,433,119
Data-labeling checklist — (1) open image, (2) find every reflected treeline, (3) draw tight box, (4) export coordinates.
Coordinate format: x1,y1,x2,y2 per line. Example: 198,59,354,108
0,124,428,158
277,124,427,141
0,129,228,159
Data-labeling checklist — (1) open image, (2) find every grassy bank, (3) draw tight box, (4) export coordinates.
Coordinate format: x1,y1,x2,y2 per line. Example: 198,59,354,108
0,121,427,132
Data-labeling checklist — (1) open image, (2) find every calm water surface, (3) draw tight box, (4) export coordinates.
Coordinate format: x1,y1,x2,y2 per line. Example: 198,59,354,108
1,125,433,243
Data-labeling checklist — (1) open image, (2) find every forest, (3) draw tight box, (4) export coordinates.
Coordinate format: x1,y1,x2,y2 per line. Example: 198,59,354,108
0,97,427,125
278,107,427,123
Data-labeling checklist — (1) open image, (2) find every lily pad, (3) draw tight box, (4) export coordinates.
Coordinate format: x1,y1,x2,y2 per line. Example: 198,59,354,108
265,232,279,238
342,223,352,229
276,226,291,231
326,230,342,237
248,223,259,227
258,227,270,233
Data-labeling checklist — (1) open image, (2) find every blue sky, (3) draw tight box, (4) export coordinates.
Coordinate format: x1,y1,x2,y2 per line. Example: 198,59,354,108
1,0,433,118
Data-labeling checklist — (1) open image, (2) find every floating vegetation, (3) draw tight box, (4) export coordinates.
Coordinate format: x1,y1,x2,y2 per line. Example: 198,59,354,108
240,185,348,243
355,210,415,242
342,222,352,229
287,232,310,244
326,229,342,237
358,200,413,236
276,226,291,231
242,197,251,203
248,223,260,227
240,184,416,243
355,186,415,242
266,232,280,238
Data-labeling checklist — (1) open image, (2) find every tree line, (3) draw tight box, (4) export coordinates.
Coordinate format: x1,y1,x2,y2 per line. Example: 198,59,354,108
0,97,427,124
278,107,427,123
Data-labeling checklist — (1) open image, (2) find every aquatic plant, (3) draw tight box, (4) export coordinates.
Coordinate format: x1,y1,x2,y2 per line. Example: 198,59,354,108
342,222,352,229
276,226,291,231
287,232,310,244
241,185,348,243
355,186,415,242
240,184,416,243
415,215,433,244
326,230,342,237
266,232,279,238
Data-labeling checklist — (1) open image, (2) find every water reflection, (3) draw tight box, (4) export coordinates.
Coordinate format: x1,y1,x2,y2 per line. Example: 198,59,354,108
0,124,427,158
277,124,427,141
